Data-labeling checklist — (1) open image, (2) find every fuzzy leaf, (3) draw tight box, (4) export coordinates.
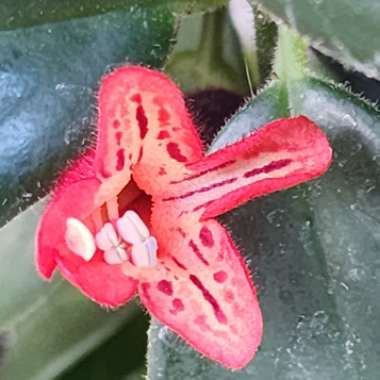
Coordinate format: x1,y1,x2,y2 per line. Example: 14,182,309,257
0,0,227,30
57,313,149,380
147,50,380,380
0,201,139,380
0,5,175,227
251,0,380,79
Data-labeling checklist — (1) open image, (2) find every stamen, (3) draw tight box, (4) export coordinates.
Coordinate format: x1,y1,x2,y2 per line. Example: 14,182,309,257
130,236,158,267
93,209,158,268
95,223,119,250
104,246,128,265
65,218,96,261
95,223,128,265
106,197,119,221
116,210,149,245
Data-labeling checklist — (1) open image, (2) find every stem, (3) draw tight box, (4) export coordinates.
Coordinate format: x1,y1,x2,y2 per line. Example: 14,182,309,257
272,25,310,116
274,25,308,82
198,9,224,67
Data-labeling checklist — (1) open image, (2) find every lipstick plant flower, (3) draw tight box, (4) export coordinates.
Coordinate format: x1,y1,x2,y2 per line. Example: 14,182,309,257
35,66,332,369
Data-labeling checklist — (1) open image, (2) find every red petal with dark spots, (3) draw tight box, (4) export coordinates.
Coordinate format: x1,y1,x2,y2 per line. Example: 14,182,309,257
97,66,203,199
138,213,262,369
168,116,332,219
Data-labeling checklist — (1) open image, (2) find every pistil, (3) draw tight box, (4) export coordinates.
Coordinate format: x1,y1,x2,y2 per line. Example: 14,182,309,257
95,222,127,264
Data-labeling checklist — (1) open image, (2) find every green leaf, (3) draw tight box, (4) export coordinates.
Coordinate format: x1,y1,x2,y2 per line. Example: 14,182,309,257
165,8,248,94
0,6,175,227
253,8,277,85
0,0,227,31
0,333,7,367
251,0,380,80
58,311,149,380
0,201,139,380
147,27,380,380
229,2,277,90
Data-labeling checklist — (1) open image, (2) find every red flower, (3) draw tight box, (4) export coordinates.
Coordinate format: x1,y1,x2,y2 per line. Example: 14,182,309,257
35,66,332,369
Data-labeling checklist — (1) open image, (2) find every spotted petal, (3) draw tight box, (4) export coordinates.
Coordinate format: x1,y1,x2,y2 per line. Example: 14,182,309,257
96,66,203,201
35,157,137,307
164,116,332,219
138,212,262,369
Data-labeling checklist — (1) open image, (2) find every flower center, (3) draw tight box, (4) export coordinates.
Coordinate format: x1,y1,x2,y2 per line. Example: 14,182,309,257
64,181,157,267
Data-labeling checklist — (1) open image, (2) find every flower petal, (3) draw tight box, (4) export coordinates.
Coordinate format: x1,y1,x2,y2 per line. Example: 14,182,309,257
35,160,137,307
35,150,96,278
138,215,262,369
56,253,137,308
163,116,332,219
96,66,203,199
35,177,100,279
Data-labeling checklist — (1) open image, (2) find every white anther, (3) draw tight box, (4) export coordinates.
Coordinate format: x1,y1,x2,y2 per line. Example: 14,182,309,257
116,210,150,245
130,236,158,267
95,223,119,251
65,218,96,261
104,246,128,265
94,210,157,267
95,222,128,265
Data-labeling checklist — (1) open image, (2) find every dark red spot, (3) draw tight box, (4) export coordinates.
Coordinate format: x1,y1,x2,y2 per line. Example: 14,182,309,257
213,271,228,283
244,159,292,178
189,275,227,324
136,105,148,139
115,131,122,145
163,264,171,273
113,119,121,129
158,167,167,176
171,298,184,314
170,160,236,184
167,142,187,162
171,256,187,270
130,93,142,103
128,153,132,160
158,108,170,124
157,280,173,296
116,149,125,171
199,226,214,247
177,228,186,238
189,240,209,266
138,147,144,162
157,130,170,139
163,177,237,202
193,199,214,213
